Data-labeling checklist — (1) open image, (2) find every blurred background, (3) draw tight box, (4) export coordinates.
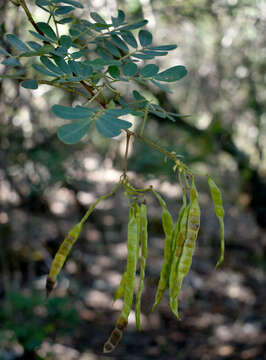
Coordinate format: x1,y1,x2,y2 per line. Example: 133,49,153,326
0,0,266,359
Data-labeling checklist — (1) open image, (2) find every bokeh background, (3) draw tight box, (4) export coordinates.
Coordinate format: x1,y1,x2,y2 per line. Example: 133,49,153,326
1,0,266,359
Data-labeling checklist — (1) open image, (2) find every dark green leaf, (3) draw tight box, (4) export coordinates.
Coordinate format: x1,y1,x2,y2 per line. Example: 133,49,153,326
90,12,106,24
57,119,91,144
21,79,38,89
57,17,73,24
59,35,72,48
27,41,41,51
120,30,138,48
29,30,57,43
52,56,71,74
111,10,125,27
108,65,120,78
70,50,84,59
133,90,146,101
123,62,138,76
55,6,75,15
95,114,132,138
147,44,177,51
132,53,154,60
139,30,152,47
154,65,187,82
20,44,54,57
142,50,168,56
96,47,112,60
50,46,68,57
2,58,20,66
32,63,58,76
119,20,148,31
106,108,130,116
6,34,31,52
0,48,10,56
52,105,96,119
36,0,49,6
53,0,83,8
151,79,172,93
36,22,57,41
40,56,63,74
140,64,159,77
103,40,121,57
111,34,129,52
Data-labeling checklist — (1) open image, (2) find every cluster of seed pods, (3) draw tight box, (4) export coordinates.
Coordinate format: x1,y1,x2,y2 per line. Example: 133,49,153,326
46,172,224,353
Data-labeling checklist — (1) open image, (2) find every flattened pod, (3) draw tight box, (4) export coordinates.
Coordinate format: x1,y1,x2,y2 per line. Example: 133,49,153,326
207,176,225,267
135,202,148,330
113,271,127,302
152,191,174,311
46,222,82,298
169,205,190,318
118,203,140,320
103,320,127,353
175,186,200,309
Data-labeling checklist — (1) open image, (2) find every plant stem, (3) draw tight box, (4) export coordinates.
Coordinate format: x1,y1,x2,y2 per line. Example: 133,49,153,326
80,182,122,225
139,102,149,136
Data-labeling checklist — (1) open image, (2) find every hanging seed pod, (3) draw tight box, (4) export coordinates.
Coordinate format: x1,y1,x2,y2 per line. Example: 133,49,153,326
135,202,148,330
46,222,82,298
207,176,225,267
151,190,174,311
104,200,140,352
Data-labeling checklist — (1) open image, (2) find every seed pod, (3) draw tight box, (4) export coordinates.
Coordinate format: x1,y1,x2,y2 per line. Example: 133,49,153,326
103,320,127,353
117,202,140,324
172,180,200,316
46,222,82,298
169,205,190,318
207,176,225,267
135,202,148,330
113,271,127,302
151,190,174,311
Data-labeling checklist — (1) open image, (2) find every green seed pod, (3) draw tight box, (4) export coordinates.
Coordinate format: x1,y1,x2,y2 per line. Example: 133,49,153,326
151,191,174,311
135,202,148,330
116,201,140,324
208,176,225,267
169,205,190,318
46,222,82,298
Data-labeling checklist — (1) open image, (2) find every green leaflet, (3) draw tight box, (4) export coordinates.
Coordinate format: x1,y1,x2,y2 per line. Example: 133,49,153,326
21,79,38,89
52,105,97,119
36,22,57,41
2,58,20,66
120,30,138,48
140,64,159,78
95,113,132,138
55,6,75,15
154,66,187,82
6,34,31,52
138,30,153,47
123,62,138,77
111,10,125,27
57,119,92,144
53,0,84,8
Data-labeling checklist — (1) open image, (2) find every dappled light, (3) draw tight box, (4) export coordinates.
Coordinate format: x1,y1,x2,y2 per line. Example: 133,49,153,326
1,0,266,359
